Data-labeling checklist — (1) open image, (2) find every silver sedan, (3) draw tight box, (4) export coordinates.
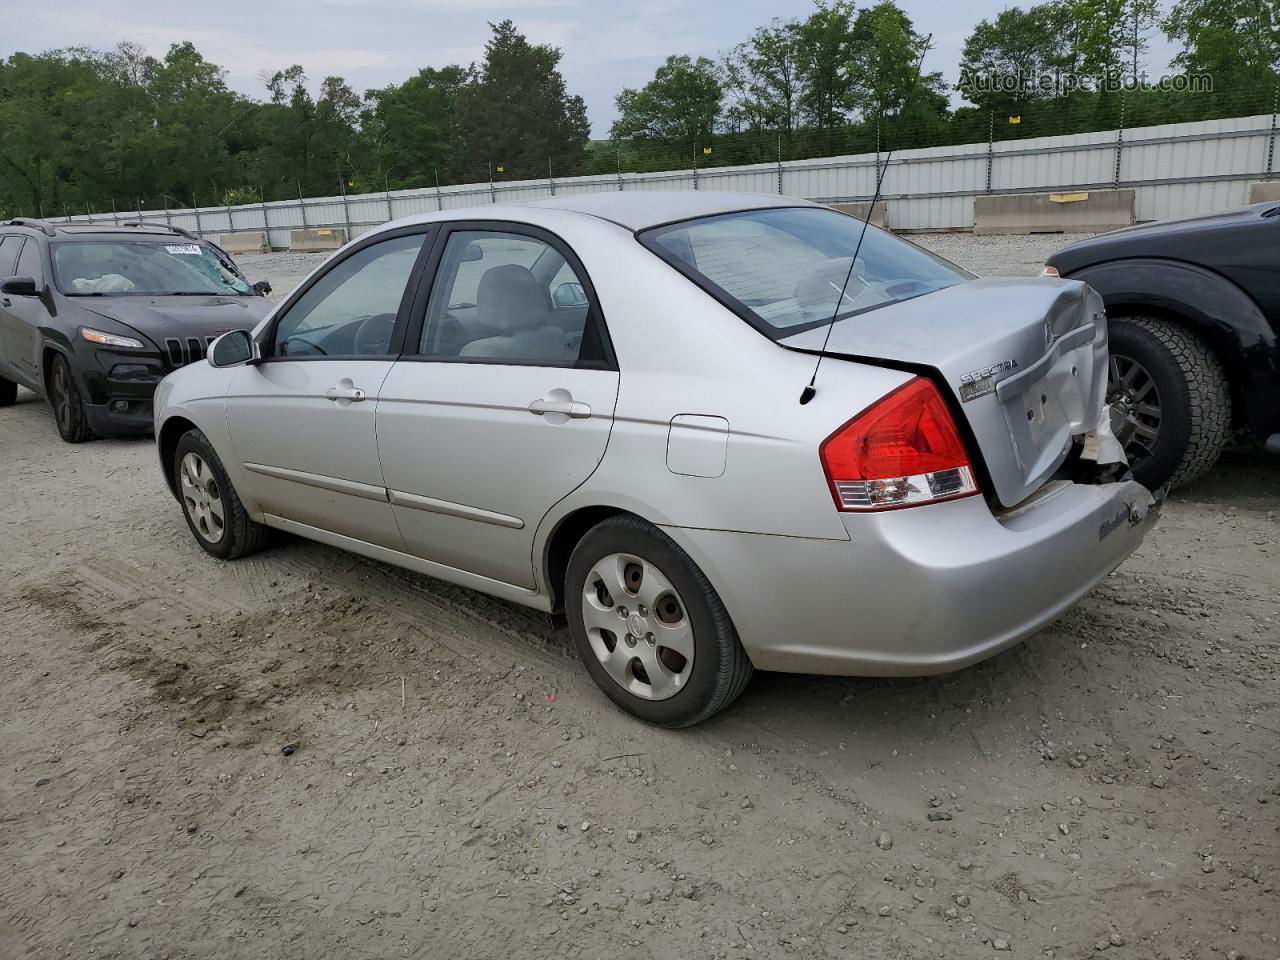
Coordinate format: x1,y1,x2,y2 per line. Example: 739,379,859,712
154,192,1157,726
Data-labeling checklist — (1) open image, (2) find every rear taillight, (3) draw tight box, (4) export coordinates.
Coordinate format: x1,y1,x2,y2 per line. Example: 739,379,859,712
820,377,980,511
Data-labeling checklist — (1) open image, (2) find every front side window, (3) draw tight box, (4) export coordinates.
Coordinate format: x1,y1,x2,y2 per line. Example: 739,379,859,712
52,241,251,296
417,230,593,365
271,233,426,358
639,207,969,338
16,239,43,285
0,237,21,278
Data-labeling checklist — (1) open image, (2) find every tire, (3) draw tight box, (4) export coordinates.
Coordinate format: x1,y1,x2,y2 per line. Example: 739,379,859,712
1107,316,1230,491
173,429,269,560
47,354,96,443
565,514,753,727
0,376,16,407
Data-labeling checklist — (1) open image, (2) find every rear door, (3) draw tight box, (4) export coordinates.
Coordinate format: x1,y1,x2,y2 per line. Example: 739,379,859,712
223,226,434,547
375,223,619,589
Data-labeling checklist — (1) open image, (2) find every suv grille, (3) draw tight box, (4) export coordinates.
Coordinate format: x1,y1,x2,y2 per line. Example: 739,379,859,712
164,334,238,369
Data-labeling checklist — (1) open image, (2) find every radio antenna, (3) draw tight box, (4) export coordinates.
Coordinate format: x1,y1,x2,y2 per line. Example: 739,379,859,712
800,35,934,405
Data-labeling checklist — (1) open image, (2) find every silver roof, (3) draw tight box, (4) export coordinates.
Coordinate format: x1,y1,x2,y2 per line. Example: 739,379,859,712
513,190,818,230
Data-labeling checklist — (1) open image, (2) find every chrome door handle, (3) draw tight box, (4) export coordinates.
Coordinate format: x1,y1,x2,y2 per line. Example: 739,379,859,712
326,385,366,402
528,398,590,418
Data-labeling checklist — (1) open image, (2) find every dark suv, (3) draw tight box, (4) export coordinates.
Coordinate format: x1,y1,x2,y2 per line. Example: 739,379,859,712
0,219,273,442
1045,202,1280,490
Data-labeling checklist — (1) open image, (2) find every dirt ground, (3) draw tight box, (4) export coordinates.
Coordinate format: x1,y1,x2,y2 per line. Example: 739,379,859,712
2,235,1278,960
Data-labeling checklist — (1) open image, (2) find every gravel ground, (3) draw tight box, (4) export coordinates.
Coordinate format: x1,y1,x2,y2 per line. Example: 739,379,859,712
3,236,1277,960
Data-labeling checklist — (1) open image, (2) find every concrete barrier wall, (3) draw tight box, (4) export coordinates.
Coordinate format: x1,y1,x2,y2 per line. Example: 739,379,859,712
973,189,1136,235
288,228,348,252
827,201,888,228
1248,181,1280,203
218,231,268,254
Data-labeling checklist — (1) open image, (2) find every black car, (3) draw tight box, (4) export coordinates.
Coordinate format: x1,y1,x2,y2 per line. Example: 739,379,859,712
1045,202,1280,490
0,219,273,442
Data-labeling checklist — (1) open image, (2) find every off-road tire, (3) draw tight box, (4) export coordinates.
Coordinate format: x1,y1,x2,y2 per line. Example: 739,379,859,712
173,429,269,560
1109,316,1230,491
565,514,753,727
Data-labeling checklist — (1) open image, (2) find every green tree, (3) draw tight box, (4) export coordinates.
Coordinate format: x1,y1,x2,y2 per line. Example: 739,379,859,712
794,0,858,130
457,20,591,177
611,55,723,146
848,1,949,122
362,65,467,185
1165,0,1280,87
959,4,1069,110
722,19,804,135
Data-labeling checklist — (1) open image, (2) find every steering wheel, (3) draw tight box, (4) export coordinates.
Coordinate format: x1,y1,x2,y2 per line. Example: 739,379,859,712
353,313,396,355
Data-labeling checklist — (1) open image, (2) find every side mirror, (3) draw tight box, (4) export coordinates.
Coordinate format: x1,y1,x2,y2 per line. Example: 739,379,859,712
1,276,38,296
253,280,272,297
460,242,483,262
209,329,257,368
552,281,588,308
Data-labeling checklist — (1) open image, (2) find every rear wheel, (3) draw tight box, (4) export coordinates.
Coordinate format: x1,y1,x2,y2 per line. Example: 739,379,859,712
1107,316,1230,491
47,354,95,443
0,376,16,407
565,514,753,727
174,429,269,560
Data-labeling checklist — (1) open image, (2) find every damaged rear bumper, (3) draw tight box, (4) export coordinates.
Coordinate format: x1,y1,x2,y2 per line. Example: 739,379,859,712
666,479,1158,677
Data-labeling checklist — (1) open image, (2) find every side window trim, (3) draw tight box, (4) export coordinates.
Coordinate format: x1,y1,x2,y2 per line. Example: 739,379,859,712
401,219,617,372
258,224,437,363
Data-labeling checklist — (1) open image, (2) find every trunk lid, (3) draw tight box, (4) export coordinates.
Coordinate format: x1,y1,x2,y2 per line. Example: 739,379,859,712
781,278,1110,508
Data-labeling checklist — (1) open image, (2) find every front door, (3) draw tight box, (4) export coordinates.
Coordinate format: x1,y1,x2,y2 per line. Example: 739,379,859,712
376,226,619,589
224,228,433,548
0,238,47,387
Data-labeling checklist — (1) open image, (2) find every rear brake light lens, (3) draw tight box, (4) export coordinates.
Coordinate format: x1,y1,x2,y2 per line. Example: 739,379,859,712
820,377,979,511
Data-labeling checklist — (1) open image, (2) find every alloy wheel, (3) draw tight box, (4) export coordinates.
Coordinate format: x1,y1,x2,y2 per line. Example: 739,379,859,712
580,553,694,701
51,360,73,434
1107,353,1162,465
180,452,227,544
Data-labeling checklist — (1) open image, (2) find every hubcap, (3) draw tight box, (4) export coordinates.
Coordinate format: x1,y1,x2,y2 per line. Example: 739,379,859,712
1107,353,1162,465
179,452,226,544
581,553,693,701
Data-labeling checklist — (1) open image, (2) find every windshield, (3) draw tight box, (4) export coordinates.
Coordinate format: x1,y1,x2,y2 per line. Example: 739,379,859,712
639,207,969,338
52,240,252,296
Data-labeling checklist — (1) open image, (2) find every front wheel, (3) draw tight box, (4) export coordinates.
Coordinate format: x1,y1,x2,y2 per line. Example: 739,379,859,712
47,354,95,443
173,429,269,560
565,514,753,727
1107,316,1230,491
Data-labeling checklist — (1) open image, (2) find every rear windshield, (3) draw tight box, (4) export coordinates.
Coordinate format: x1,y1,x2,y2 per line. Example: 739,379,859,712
639,207,969,338
52,240,251,296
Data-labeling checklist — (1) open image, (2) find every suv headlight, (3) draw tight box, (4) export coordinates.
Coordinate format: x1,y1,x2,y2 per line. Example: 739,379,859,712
1040,265,1060,278
81,328,145,349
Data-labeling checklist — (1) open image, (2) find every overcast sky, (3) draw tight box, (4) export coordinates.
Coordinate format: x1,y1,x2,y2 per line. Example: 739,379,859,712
0,0,1178,137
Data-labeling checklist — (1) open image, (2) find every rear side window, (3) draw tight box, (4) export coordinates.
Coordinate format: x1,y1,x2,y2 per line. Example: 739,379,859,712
416,230,596,366
16,239,43,284
639,207,968,338
0,237,21,278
